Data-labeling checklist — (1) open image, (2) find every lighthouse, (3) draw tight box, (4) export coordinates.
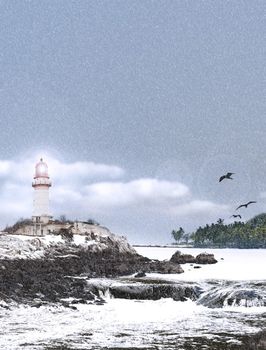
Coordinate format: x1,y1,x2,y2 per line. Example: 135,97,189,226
32,158,52,226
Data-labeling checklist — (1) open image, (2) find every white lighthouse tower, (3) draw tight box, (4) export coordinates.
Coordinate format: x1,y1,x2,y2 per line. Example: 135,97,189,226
32,158,52,228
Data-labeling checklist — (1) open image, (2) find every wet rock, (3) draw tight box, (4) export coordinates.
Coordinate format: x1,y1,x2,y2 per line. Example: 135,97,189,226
71,299,87,304
197,284,265,308
94,298,105,305
226,290,264,307
134,271,146,278
109,283,200,301
170,251,196,264
0,244,183,305
0,300,10,309
0,232,186,306
31,302,44,308
195,253,217,264
148,260,184,274
170,251,217,265
245,329,266,350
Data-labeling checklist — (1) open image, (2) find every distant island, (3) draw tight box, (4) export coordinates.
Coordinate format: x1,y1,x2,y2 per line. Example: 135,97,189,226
171,213,266,249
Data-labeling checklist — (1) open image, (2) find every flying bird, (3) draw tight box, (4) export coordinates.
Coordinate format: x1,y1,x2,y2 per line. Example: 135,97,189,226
236,201,257,210
230,214,242,219
219,172,234,182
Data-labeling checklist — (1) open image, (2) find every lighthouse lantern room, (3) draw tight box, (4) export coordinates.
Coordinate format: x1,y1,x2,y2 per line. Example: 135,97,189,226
32,158,52,227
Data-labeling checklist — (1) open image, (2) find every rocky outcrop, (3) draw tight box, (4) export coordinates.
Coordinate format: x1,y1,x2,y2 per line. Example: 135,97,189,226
197,281,266,308
245,329,266,350
0,234,184,305
170,250,196,264
170,250,217,265
0,235,44,259
134,271,146,278
108,283,200,301
0,230,137,260
195,253,217,264
83,276,203,302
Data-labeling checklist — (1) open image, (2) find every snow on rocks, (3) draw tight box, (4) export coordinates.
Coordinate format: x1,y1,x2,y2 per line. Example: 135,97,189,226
0,229,184,306
0,235,44,259
0,226,136,260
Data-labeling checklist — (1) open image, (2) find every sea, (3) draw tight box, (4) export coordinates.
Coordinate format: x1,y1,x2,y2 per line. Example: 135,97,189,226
0,247,265,350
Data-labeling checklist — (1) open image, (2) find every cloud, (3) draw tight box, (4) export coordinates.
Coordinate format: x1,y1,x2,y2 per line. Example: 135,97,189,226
0,152,229,239
84,178,190,207
0,161,11,176
0,153,124,226
51,178,228,223
49,159,124,183
169,200,229,217
0,153,124,184
0,182,32,227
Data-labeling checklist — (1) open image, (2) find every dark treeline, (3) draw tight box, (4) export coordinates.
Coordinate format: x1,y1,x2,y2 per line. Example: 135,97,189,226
191,214,266,248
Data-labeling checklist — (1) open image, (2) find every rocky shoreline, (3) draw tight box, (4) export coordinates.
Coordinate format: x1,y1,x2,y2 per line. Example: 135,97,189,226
0,233,219,307
0,248,184,306
0,234,265,350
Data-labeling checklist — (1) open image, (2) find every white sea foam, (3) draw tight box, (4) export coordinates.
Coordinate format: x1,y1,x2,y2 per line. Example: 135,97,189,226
0,247,265,349
0,298,264,350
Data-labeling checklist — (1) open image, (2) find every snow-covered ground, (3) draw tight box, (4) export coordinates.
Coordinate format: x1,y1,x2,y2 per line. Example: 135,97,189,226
11,233,96,246
0,235,44,259
0,234,98,259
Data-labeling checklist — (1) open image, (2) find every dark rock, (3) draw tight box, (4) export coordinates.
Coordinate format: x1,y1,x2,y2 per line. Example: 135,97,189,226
71,299,87,304
195,253,217,264
134,271,146,278
0,302,10,310
0,242,184,305
194,265,201,269
245,329,266,350
170,251,218,265
197,286,265,309
32,302,43,308
170,250,196,264
109,283,200,301
148,260,184,274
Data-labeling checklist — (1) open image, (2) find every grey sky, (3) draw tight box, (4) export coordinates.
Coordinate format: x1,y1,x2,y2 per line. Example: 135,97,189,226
0,1,265,243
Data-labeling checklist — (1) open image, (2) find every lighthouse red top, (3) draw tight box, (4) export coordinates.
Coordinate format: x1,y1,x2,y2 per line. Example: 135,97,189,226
34,158,49,179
